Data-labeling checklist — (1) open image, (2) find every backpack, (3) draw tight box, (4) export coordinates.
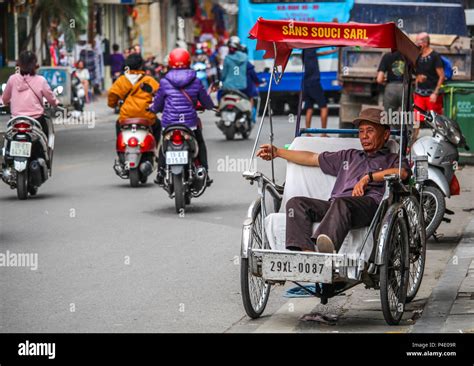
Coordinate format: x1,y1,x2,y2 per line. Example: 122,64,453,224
441,55,453,80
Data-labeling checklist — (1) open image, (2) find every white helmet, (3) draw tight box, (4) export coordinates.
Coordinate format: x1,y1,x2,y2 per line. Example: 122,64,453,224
228,36,241,49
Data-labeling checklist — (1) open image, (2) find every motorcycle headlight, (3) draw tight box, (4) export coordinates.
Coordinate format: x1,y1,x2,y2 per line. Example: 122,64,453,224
447,127,461,145
438,115,462,146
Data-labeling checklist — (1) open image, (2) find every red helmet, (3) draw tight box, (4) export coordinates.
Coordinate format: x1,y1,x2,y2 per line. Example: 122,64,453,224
168,48,191,69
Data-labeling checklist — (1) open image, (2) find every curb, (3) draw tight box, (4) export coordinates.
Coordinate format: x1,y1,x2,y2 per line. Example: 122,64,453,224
412,218,474,333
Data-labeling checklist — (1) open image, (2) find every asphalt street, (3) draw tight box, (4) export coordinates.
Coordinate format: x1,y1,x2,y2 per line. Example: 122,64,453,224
0,100,472,332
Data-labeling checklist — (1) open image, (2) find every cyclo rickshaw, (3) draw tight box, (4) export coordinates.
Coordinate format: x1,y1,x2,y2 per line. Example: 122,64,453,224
240,19,428,325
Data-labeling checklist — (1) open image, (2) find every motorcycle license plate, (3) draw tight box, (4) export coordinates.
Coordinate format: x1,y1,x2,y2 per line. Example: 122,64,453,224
261,252,333,283
166,151,188,165
10,141,32,157
221,111,236,121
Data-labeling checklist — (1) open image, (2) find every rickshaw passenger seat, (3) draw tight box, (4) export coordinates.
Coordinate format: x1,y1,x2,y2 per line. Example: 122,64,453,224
263,136,377,281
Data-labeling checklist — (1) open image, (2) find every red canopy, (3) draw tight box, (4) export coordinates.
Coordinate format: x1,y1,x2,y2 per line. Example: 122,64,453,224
249,18,419,73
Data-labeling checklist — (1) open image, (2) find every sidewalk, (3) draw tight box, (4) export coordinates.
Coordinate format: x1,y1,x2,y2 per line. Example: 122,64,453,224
412,164,474,333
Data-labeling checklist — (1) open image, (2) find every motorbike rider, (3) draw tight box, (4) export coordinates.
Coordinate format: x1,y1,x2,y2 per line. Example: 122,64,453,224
240,44,261,124
107,53,161,159
219,36,248,100
2,50,59,139
149,48,215,186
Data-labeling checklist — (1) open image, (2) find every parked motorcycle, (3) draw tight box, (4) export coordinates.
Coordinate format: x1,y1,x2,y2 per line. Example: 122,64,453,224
412,105,470,238
0,84,63,200
216,90,252,140
71,68,86,112
159,124,209,214
113,118,157,187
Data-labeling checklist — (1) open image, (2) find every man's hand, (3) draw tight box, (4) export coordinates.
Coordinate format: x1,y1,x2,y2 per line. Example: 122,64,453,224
416,74,427,84
429,92,438,104
352,175,369,197
256,144,278,161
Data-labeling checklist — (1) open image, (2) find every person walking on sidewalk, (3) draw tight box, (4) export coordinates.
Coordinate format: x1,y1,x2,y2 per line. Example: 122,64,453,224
377,50,406,114
302,47,337,136
413,32,445,140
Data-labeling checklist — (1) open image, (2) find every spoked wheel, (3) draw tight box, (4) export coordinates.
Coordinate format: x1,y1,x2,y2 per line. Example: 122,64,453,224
379,203,410,325
403,195,427,303
17,170,28,200
241,200,271,318
421,186,445,239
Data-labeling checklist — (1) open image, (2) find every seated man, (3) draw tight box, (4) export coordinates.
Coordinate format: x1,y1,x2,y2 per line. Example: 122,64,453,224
256,108,411,254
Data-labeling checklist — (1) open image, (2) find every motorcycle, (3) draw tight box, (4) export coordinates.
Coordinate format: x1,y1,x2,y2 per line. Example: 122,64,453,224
412,105,470,238
113,118,157,187
71,68,86,112
160,124,209,214
0,84,63,200
216,90,252,140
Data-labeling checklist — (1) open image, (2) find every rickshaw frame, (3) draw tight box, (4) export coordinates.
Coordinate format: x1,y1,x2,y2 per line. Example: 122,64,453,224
240,18,428,325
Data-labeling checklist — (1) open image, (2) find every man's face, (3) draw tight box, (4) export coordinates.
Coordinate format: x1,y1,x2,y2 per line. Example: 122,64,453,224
415,35,429,50
358,121,389,153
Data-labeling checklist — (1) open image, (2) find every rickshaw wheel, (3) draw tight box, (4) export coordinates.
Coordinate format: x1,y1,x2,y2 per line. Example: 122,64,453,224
241,200,271,319
403,196,427,303
379,203,410,325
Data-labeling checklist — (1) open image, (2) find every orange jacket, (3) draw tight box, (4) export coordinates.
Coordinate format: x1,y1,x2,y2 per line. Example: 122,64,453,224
107,70,159,122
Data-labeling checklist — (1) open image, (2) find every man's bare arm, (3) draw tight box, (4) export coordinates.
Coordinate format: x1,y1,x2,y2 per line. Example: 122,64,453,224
369,167,409,182
433,67,445,95
376,71,385,85
256,144,319,167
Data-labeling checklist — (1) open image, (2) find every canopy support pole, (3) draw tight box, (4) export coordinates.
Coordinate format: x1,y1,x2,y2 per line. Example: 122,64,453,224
398,56,410,177
295,56,305,137
248,42,277,172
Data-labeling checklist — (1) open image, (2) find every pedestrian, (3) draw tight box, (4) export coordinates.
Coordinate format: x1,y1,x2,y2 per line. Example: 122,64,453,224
110,44,125,82
75,60,91,103
302,47,337,136
79,43,97,100
377,50,406,116
413,32,445,140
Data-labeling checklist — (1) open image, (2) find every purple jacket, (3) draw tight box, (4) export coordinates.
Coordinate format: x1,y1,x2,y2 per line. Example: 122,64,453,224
150,69,214,129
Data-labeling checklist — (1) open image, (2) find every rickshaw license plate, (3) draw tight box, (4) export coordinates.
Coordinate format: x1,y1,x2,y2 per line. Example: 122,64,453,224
261,253,333,283
166,151,188,165
9,141,32,157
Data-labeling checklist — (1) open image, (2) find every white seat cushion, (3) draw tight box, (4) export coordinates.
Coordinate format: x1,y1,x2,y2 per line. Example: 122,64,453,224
264,137,375,280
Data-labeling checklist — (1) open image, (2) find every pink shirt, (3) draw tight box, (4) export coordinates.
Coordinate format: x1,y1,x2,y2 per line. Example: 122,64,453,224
2,73,59,118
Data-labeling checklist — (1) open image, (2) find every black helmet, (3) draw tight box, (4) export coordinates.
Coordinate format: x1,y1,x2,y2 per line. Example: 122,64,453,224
125,53,144,71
